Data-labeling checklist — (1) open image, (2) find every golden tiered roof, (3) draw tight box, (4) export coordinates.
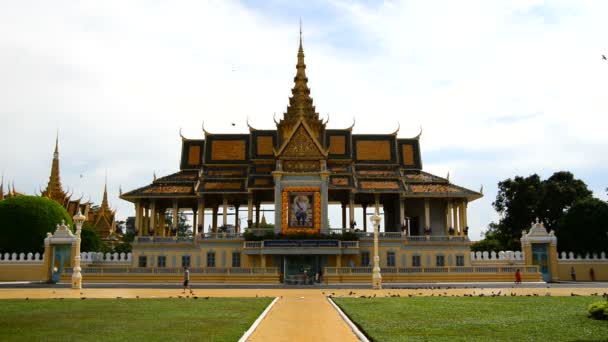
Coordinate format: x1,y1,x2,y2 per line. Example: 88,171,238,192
41,135,70,205
277,27,326,145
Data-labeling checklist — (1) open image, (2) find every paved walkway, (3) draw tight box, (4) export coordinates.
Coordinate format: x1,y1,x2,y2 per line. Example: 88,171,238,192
247,293,359,342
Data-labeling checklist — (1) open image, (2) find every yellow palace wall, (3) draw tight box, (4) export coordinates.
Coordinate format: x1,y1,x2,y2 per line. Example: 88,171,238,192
558,262,608,281
0,264,47,281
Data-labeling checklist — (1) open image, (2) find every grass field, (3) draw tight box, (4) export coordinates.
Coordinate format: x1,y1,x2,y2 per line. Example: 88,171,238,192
334,296,608,342
0,297,272,342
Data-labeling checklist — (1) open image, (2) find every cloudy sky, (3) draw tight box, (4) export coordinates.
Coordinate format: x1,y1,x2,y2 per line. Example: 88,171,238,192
1,0,606,239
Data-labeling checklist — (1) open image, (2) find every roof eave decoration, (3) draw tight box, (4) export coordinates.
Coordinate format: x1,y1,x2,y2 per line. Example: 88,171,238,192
390,122,400,136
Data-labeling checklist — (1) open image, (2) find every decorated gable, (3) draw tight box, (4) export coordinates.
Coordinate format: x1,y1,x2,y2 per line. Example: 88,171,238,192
278,124,326,159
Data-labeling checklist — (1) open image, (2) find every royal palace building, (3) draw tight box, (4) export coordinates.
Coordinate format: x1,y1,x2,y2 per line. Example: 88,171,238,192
120,32,487,284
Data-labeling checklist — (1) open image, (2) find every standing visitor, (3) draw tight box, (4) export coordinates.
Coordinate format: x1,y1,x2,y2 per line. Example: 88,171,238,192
514,269,522,284
570,267,576,281
183,267,193,294
589,268,595,281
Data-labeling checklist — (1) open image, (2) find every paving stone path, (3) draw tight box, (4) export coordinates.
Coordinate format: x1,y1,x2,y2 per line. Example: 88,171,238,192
247,293,359,342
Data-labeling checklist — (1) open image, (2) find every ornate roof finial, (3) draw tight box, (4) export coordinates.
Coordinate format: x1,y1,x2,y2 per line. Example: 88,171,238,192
100,175,110,212
480,184,484,194
153,172,157,181
446,171,450,183
42,133,67,203
54,130,59,157
414,126,423,140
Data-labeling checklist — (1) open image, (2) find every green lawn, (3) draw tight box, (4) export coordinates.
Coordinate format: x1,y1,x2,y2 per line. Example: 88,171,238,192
0,297,272,342
334,296,608,342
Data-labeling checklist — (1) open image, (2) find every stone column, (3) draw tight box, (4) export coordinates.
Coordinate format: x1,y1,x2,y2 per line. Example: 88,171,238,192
158,208,166,237
399,197,405,233
255,203,261,228
424,198,430,234
458,200,467,236
172,201,179,236
222,197,228,228
362,204,367,232
212,206,218,233
341,203,346,233
349,194,355,231
462,201,468,236
197,198,205,235
247,193,253,229
149,201,157,236
135,202,142,237
192,205,198,239
143,204,149,236
336,254,342,268
445,200,451,235
273,169,283,234
234,204,240,233
260,255,266,268
371,212,382,290
452,202,458,236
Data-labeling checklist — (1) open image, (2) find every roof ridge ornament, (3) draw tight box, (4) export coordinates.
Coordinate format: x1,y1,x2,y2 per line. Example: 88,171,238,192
346,117,356,131
246,116,258,131
390,122,400,136
201,122,211,136
414,126,422,140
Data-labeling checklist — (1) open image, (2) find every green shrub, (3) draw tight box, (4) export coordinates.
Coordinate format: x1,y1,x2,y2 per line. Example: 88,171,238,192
0,196,72,253
588,301,608,320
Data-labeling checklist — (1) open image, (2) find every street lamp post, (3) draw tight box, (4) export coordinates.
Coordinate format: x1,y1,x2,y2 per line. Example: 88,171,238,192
72,209,86,290
370,213,382,290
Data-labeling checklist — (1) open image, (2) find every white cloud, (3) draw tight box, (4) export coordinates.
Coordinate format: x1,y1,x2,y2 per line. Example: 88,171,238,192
1,1,606,240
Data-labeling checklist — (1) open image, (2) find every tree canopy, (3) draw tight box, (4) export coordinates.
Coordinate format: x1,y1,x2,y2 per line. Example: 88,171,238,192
482,171,595,251
557,198,608,254
0,196,73,253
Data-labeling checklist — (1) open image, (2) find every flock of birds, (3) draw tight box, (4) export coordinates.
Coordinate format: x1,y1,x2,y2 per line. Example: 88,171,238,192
20,288,608,301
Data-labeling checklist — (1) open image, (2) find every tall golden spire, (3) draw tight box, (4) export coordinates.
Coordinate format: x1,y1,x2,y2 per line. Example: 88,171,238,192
41,133,68,204
277,22,325,142
100,174,110,212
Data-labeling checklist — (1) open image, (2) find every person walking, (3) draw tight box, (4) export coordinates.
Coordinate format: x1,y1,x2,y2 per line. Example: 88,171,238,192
570,267,576,281
514,269,522,284
183,266,193,294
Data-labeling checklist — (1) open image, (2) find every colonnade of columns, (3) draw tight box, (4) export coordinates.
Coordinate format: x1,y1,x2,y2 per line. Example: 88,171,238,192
444,200,468,236
134,195,268,237
336,196,468,236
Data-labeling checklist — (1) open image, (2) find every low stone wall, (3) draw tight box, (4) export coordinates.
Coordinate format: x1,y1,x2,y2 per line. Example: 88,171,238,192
323,266,542,284
0,252,46,281
558,251,608,281
59,267,281,284
80,252,132,266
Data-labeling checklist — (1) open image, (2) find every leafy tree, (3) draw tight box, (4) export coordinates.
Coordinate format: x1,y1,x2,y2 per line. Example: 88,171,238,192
0,196,72,253
557,198,608,254
80,223,105,252
165,212,191,236
125,216,135,234
489,174,543,250
470,231,503,252
483,171,593,251
539,171,592,232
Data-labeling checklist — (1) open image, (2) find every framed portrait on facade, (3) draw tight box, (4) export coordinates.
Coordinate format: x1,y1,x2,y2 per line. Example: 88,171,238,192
282,187,321,234
288,192,315,228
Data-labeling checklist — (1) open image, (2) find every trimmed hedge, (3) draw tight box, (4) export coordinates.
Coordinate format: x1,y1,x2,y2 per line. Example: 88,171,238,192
0,196,72,253
588,299,608,320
